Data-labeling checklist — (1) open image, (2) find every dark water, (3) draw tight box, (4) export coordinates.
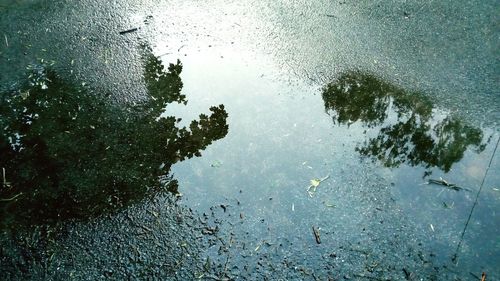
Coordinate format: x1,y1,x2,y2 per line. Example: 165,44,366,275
0,47,228,226
1,0,498,280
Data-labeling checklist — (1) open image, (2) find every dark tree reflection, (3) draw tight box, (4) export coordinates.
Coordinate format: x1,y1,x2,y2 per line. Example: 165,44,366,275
0,49,228,228
322,71,484,172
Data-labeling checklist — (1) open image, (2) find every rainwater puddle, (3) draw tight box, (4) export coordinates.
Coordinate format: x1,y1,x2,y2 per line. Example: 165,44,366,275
0,0,498,279
161,47,499,279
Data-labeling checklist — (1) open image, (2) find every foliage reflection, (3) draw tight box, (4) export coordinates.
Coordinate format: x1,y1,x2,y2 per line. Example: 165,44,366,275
0,49,228,228
322,72,485,172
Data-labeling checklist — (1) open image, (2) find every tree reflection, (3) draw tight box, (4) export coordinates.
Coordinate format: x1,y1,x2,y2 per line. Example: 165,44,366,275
0,49,228,227
322,71,484,172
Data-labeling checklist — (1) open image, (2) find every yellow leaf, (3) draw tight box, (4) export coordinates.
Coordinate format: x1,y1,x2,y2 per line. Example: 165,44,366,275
310,179,321,187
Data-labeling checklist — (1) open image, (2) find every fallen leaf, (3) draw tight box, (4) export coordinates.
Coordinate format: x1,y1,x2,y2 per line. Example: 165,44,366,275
310,179,321,187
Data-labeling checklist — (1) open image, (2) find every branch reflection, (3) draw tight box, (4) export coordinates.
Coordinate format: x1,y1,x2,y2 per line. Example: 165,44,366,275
0,48,228,227
322,71,485,172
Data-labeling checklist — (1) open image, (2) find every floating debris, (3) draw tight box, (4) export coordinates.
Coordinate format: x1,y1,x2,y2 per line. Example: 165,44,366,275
427,177,471,192
204,257,211,271
255,241,263,251
403,268,411,279
220,204,227,212
311,179,321,187
323,202,336,208
312,226,321,244
2,167,11,188
201,226,218,235
442,202,455,209
210,160,223,168
301,161,313,169
119,27,138,35
307,175,330,197
0,192,23,202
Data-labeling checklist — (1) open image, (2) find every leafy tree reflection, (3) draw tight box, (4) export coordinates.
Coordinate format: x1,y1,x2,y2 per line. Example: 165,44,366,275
0,50,228,227
322,71,485,172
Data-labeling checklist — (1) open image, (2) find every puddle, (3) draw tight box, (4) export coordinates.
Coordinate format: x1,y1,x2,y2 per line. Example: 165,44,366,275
163,47,499,279
0,0,499,280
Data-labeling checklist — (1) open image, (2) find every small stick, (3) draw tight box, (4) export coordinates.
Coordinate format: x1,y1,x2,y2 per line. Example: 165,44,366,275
428,177,471,191
0,192,23,202
119,27,138,35
4,34,8,47
2,167,9,188
312,226,321,244
177,44,187,52
470,272,481,280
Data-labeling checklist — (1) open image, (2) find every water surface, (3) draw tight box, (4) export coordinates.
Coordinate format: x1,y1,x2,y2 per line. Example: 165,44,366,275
0,0,498,279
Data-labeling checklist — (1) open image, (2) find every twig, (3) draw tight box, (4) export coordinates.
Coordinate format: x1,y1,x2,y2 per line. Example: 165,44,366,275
178,44,187,52
0,192,23,202
427,177,471,192
312,226,321,244
469,272,481,280
119,27,138,35
2,167,6,187
4,34,8,47
2,167,11,188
